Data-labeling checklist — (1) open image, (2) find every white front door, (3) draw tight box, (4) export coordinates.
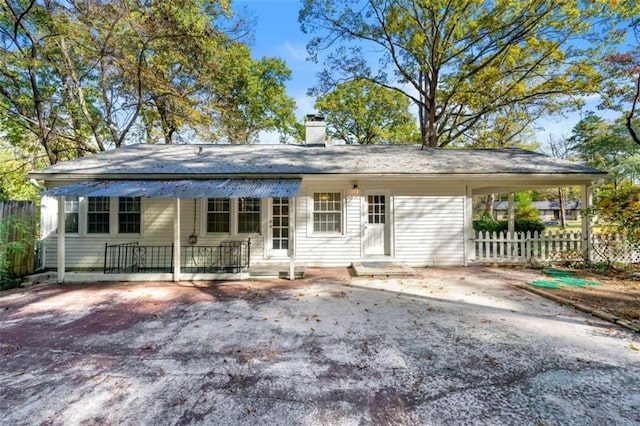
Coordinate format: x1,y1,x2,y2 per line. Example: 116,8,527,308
269,197,289,257
364,194,388,256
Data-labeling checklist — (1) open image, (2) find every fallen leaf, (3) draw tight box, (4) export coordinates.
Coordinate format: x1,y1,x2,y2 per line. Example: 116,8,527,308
629,343,639,351
13,371,25,376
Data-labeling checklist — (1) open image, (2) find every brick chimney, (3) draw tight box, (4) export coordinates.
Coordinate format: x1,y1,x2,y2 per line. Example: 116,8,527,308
305,114,327,146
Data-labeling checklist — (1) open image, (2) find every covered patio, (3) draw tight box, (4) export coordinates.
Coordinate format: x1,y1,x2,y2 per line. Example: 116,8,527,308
44,178,301,283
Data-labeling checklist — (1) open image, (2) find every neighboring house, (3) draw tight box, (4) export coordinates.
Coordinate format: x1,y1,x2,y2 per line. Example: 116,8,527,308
493,201,582,221
28,119,605,283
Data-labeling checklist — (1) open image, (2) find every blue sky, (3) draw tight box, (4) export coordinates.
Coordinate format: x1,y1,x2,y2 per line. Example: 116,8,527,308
234,0,620,145
235,0,318,133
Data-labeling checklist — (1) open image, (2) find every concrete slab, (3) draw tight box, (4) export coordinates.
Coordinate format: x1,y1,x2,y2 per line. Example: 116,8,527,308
351,261,417,276
249,263,305,279
0,267,638,425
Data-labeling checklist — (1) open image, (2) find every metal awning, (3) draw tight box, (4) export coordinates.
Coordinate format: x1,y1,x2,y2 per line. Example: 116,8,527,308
42,179,301,199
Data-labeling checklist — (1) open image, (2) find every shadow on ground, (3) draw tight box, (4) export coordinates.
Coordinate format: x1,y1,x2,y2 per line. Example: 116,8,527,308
1,267,638,425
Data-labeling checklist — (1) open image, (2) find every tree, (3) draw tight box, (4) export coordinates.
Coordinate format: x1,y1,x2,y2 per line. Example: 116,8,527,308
314,80,419,144
211,52,299,144
0,0,299,164
600,17,640,146
514,192,540,222
569,113,640,188
594,184,640,244
546,134,576,228
300,0,635,148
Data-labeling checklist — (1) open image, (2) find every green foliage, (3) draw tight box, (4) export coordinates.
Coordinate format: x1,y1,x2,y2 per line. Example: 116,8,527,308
569,113,640,185
212,52,299,144
0,140,40,201
0,217,31,290
0,0,298,163
300,0,635,147
314,80,419,144
594,184,640,244
514,192,540,221
473,219,545,235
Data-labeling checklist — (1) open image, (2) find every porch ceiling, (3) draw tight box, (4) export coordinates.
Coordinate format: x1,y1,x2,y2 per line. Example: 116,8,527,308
42,178,301,199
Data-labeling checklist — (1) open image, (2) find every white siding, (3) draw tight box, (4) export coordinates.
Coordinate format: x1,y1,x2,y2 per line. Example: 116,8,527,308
44,197,264,269
43,179,467,270
292,180,466,267
293,182,361,266
394,195,464,266
44,198,175,269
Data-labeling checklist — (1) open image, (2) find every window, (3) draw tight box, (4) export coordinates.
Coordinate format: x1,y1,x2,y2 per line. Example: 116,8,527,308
207,198,230,233
118,197,141,234
64,196,79,233
313,192,341,233
367,195,386,224
238,198,261,233
87,197,110,234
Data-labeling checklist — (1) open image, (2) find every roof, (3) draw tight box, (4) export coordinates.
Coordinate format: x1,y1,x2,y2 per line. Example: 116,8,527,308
28,143,606,179
494,201,582,211
42,178,301,199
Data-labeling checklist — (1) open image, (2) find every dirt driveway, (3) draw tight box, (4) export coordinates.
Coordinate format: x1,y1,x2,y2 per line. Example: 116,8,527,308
1,267,638,425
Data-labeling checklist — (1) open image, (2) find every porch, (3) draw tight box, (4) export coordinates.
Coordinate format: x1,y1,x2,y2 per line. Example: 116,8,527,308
103,240,251,274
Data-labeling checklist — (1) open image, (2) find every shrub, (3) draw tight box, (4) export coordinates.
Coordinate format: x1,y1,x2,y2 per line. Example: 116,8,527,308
473,219,545,234
0,217,31,290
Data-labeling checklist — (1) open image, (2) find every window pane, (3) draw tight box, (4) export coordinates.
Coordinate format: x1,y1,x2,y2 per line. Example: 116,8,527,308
313,192,341,233
207,198,230,233
88,197,110,234
238,198,261,233
118,197,141,234
64,196,79,233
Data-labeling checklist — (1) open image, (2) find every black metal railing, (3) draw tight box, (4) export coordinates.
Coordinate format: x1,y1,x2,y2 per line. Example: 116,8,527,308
34,240,45,272
104,242,174,273
181,240,250,273
104,240,250,274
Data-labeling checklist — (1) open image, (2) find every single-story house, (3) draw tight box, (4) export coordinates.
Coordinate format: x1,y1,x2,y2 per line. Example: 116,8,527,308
28,119,606,283
493,201,582,221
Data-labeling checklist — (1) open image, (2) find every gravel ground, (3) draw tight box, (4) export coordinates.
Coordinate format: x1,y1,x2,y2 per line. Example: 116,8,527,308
0,266,638,425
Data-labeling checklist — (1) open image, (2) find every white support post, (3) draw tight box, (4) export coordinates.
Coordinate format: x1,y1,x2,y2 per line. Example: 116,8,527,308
289,196,296,280
507,193,515,237
581,184,593,263
173,198,181,282
57,196,65,283
464,186,474,266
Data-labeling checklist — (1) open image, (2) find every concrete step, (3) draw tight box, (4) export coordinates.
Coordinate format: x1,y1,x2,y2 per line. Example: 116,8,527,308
21,271,57,287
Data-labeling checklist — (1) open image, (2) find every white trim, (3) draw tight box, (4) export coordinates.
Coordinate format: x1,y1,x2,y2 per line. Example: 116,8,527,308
306,188,347,238
35,172,605,182
289,196,296,280
581,184,593,262
116,196,144,237
57,196,65,283
60,272,249,283
173,198,181,281
464,185,474,265
202,197,231,235
266,197,290,259
361,191,393,257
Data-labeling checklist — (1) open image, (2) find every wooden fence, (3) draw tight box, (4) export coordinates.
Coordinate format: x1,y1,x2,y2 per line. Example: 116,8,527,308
474,231,640,264
0,201,36,278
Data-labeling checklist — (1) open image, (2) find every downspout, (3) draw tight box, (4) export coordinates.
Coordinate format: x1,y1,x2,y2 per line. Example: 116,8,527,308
289,196,296,280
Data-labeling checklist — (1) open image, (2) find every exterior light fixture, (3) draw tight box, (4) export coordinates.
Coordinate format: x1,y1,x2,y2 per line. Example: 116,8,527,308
351,183,360,196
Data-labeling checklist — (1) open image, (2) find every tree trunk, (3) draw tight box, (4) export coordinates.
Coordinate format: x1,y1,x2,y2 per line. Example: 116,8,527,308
558,188,566,229
484,193,495,218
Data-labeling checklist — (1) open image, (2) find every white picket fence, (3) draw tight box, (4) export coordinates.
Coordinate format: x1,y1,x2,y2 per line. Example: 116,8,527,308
474,231,640,264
